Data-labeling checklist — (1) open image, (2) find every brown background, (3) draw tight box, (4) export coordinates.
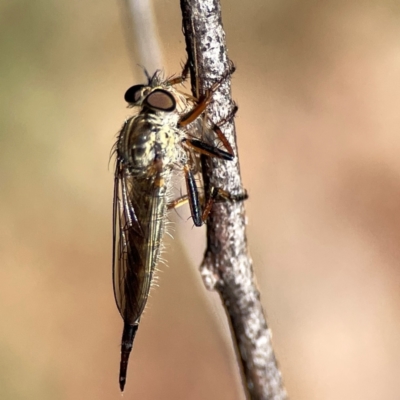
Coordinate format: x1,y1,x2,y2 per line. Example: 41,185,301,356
1,0,400,399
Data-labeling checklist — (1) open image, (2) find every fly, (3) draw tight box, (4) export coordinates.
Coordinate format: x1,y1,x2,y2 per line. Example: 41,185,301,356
112,62,246,391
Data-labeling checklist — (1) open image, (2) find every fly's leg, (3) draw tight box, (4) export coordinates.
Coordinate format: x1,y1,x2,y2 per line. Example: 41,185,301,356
196,102,246,222
201,187,248,223
167,167,247,226
166,165,203,227
182,105,246,225
213,103,238,128
181,101,238,161
178,144,247,227
207,103,238,156
184,165,203,226
184,138,234,161
175,61,244,226
182,164,247,227
184,101,238,159
166,165,204,227
167,195,189,210
166,60,190,86
178,62,236,127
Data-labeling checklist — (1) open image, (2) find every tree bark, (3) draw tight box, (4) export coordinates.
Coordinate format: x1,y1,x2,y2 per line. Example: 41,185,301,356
180,1,288,399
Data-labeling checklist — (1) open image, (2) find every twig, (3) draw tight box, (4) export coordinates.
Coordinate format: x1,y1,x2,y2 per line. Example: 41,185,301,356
180,1,288,399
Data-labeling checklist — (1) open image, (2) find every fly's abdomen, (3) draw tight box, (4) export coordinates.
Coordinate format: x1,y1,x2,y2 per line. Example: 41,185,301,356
113,173,169,326
131,187,167,319
113,170,169,392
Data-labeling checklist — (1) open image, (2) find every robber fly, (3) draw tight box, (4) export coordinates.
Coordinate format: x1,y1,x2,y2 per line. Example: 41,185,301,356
112,63,244,391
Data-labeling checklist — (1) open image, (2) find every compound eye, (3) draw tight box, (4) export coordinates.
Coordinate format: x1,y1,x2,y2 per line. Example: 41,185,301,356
124,85,145,104
144,89,176,112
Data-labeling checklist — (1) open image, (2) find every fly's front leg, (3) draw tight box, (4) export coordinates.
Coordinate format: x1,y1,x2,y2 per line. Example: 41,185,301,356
166,60,190,86
178,62,236,127
208,103,238,156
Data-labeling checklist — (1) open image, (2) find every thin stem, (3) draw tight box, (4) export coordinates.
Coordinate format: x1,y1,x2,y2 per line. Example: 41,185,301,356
180,1,288,399
121,0,163,73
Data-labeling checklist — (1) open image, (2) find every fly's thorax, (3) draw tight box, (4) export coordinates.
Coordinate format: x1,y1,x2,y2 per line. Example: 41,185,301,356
118,111,186,176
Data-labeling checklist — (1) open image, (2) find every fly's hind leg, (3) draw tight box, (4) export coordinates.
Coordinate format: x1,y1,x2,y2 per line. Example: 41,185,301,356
169,157,248,228
167,167,248,227
201,187,248,223
184,165,203,227
182,163,247,227
166,165,202,227
167,195,189,210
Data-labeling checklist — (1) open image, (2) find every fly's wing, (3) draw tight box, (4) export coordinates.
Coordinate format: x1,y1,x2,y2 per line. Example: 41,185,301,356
113,164,143,324
113,163,167,324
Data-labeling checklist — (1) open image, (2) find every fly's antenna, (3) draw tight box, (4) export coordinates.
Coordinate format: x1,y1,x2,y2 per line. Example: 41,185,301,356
144,68,152,83
136,64,152,84
149,69,162,85
136,64,158,85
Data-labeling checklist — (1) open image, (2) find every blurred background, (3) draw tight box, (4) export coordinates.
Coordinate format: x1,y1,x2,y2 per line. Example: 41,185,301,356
1,0,400,399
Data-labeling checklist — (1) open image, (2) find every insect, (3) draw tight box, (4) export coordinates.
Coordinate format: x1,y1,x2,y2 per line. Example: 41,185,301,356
112,62,246,391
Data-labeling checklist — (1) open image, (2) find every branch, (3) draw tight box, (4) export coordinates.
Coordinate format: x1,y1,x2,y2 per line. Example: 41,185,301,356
180,1,288,399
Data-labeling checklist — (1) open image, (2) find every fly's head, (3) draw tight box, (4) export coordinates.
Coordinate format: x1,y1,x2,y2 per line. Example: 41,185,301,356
124,71,193,116
124,84,177,113
124,70,178,114
119,73,187,177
